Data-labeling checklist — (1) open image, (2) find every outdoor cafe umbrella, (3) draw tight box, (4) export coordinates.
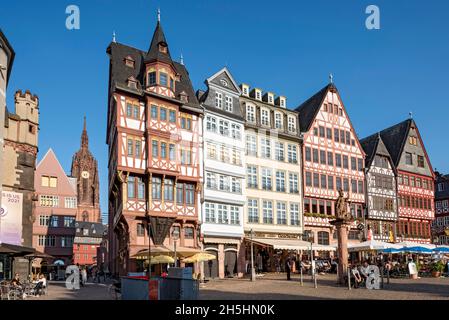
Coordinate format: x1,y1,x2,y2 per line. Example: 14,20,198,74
148,255,174,265
434,246,449,253
182,253,216,264
403,246,433,254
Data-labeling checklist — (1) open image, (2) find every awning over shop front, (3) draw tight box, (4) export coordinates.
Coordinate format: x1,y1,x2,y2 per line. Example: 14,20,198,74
247,238,336,252
131,246,202,260
203,237,241,245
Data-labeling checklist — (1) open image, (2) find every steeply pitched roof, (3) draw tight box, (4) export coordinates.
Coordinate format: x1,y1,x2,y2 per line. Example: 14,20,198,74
360,133,393,169
295,84,334,132
0,28,15,87
435,174,449,200
379,119,413,167
107,42,199,109
144,21,173,65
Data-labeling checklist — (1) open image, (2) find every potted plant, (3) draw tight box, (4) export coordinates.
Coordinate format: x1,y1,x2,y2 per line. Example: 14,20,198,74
431,261,445,278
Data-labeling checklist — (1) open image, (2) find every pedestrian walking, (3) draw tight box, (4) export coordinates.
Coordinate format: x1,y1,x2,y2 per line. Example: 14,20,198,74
81,267,87,285
285,258,291,280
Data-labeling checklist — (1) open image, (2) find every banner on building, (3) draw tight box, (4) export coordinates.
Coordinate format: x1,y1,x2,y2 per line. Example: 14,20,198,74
1,191,23,245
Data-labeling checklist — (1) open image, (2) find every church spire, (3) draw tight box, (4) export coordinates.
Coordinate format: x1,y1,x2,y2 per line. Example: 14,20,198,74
81,116,88,149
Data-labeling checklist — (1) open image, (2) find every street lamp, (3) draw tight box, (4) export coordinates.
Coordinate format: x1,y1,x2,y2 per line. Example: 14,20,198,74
250,228,256,282
172,227,180,268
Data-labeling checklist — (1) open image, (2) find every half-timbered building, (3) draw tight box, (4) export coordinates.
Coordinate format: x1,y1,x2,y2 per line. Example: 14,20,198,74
379,119,435,243
241,83,303,272
360,133,398,242
106,15,203,275
198,67,245,279
433,172,449,244
295,83,365,255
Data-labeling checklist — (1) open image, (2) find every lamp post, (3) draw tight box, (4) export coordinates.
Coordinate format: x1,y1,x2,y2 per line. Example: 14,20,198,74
173,227,180,268
250,228,256,282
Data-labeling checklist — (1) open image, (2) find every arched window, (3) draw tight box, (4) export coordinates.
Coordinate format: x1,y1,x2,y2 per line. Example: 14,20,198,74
317,231,329,245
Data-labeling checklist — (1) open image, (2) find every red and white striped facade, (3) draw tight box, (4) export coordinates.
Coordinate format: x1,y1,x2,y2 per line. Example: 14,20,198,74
298,85,365,250
107,21,203,275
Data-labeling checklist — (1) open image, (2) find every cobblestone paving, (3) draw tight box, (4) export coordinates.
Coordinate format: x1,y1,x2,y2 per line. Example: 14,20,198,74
19,274,449,300
199,273,449,300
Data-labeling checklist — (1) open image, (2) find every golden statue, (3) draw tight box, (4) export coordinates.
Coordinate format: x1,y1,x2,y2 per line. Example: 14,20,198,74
335,189,352,221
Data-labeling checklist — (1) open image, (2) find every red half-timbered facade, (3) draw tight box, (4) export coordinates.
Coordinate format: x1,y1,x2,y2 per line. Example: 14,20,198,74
379,119,435,244
106,17,203,276
295,83,366,253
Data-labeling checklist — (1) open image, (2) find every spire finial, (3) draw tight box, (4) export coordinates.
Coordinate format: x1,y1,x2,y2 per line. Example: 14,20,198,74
81,116,88,149
180,53,184,65
157,8,161,22
329,73,334,84
409,111,413,119
112,31,116,43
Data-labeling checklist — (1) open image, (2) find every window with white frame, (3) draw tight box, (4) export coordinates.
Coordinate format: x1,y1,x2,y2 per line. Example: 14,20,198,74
289,173,299,194
64,217,75,228
219,120,229,136
207,143,217,160
39,215,50,226
444,216,449,226
225,96,233,112
65,197,77,209
248,199,259,223
38,235,56,247
263,201,273,224
206,116,217,132
215,92,223,108
246,135,257,156
231,124,241,139
277,202,287,225
231,177,241,193
276,171,286,192
275,113,282,129
261,109,270,126
230,206,240,225
218,175,230,192
290,203,300,226
275,142,284,161
262,168,272,191
231,148,241,165
288,116,296,132
261,137,271,158
217,204,228,224
247,165,258,188
288,144,298,164
205,202,216,223
256,91,261,100
246,105,255,122
39,195,59,207
219,145,230,163
444,200,449,208
206,172,216,189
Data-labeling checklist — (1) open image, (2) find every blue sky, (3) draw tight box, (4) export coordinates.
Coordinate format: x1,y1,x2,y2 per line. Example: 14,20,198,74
2,0,448,213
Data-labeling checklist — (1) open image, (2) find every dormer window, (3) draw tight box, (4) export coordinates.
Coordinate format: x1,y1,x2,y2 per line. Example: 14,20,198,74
243,87,248,95
256,91,261,100
127,76,138,89
269,95,273,104
124,56,135,68
159,44,167,53
280,98,286,108
148,72,156,86
179,91,189,103
160,72,168,86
